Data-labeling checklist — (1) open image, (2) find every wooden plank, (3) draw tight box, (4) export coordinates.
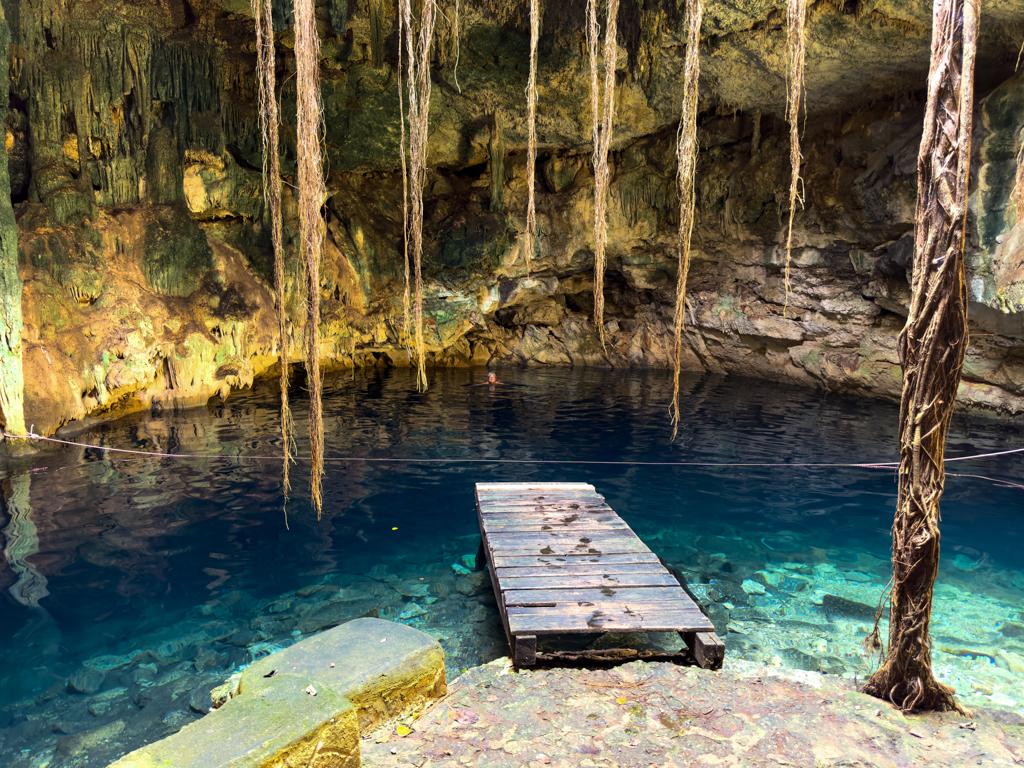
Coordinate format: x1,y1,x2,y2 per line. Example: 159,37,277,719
507,601,707,617
480,511,620,521
495,563,671,577
479,506,614,516
486,531,645,545
490,552,663,567
479,501,606,507
479,502,608,511
476,483,594,491
504,586,691,606
489,543,648,557
500,573,681,590
485,523,630,534
479,520,622,532
509,610,712,635
479,499,606,505
487,535,647,548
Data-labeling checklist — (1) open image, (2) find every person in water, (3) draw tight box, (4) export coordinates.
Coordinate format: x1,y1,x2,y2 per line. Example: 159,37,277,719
472,372,504,388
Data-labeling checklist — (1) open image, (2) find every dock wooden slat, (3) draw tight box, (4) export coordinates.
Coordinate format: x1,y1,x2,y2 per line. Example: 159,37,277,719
489,552,663,567
495,563,670,577
476,482,724,669
499,573,681,590
503,586,691,606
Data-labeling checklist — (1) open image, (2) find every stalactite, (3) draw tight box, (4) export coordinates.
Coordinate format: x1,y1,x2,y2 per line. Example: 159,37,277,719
588,0,620,348
253,0,292,506
783,0,807,318
370,0,386,69
523,0,539,274
490,110,505,213
862,0,978,715
670,0,703,442
400,0,436,392
295,0,327,518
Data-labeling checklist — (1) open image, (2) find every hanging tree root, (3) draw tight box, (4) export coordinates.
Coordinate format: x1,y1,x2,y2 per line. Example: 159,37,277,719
861,0,978,715
783,0,807,318
294,0,327,518
588,0,619,347
400,0,436,392
253,0,293,502
523,0,539,273
398,15,411,359
670,0,703,441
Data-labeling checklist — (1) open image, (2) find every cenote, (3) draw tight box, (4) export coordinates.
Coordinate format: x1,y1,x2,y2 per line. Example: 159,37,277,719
1,368,1023,766
4,0,1024,764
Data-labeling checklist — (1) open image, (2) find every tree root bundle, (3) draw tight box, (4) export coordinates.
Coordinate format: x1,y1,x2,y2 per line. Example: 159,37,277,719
524,0,539,273
294,0,327,518
670,0,703,441
252,0,293,505
399,0,436,392
862,0,979,715
588,0,619,348
783,0,807,317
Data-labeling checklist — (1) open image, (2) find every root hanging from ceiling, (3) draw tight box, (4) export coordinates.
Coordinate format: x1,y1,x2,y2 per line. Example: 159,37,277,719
253,0,293,513
671,0,703,442
294,0,327,518
400,0,437,393
589,0,620,348
524,0,539,273
784,0,807,318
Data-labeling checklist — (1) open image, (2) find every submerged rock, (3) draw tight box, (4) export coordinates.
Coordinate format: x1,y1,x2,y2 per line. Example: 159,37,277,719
456,572,491,597
67,667,105,696
821,594,878,623
740,579,766,596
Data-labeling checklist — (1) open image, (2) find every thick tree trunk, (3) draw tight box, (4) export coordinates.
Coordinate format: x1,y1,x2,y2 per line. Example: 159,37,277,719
862,0,978,714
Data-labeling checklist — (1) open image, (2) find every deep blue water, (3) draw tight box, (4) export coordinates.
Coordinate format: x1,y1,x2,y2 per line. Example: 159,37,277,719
1,367,1022,763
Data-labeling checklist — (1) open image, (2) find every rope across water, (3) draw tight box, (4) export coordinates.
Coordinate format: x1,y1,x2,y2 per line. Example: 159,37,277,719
4,430,1024,471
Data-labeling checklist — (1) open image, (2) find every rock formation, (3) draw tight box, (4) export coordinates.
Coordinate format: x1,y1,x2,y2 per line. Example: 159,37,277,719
3,0,1024,438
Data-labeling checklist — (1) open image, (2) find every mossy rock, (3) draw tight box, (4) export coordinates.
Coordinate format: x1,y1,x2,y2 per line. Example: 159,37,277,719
142,205,214,296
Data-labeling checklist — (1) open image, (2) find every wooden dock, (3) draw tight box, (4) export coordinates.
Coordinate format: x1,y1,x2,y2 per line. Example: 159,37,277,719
475,482,724,668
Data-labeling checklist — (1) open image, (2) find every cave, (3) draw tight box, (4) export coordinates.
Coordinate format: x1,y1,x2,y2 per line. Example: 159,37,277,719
1,1,1024,766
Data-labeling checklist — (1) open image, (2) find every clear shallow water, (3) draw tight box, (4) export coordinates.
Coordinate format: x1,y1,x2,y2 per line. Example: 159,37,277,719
1,367,1023,766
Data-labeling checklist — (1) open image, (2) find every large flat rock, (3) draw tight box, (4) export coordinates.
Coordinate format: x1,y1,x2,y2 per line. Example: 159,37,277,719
111,619,446,768
110,672,359,768
241,618,446,732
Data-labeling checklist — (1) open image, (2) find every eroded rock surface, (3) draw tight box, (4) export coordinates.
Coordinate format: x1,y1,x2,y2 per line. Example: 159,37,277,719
5,0,1024,436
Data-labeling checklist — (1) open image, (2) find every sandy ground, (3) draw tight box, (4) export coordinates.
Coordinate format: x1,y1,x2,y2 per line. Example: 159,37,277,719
362,657,1024,767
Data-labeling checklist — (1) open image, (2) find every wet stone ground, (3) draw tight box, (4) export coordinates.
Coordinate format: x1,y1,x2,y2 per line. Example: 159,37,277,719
363,658,1024,768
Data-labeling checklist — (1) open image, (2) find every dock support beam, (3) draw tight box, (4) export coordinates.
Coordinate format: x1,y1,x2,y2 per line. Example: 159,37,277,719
683,630,725,670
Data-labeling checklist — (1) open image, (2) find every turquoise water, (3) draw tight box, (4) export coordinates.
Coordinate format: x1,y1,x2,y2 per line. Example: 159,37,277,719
1,368,1023,766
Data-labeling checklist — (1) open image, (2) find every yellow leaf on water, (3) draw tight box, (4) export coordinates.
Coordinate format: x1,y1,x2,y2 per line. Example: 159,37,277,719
396,724,413,737
616,698,627,704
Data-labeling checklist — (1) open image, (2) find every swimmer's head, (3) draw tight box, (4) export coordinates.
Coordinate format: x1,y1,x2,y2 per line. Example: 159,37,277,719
487,372,496,383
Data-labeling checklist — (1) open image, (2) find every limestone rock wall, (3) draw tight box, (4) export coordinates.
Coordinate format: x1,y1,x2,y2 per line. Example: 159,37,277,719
4,0,1024,437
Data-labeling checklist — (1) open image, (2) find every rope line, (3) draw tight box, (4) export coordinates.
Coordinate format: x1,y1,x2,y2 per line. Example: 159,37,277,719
5,431,1024,470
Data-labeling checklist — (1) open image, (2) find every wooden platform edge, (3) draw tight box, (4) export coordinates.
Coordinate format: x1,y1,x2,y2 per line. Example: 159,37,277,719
683,630,725,670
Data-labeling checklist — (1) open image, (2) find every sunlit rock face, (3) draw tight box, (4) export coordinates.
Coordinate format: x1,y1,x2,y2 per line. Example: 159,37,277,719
6,0,1024,435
